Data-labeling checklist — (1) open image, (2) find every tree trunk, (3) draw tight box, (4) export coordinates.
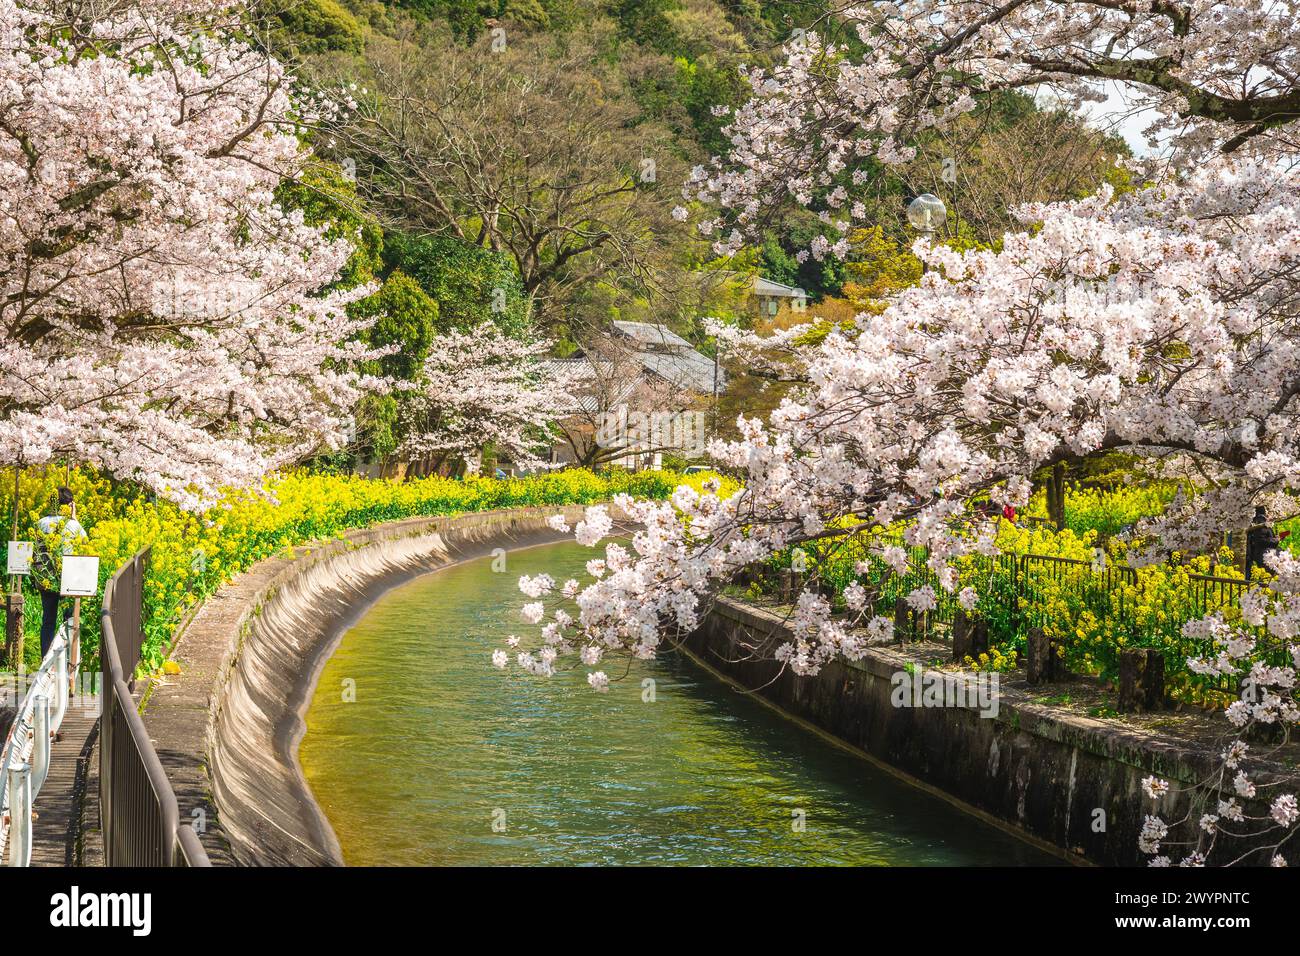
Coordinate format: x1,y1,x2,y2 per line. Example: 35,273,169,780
1048,461,1067,530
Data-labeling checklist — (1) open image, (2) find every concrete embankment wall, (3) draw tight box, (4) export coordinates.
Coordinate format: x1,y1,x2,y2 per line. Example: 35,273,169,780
685,597,1291,867
142,506,604,866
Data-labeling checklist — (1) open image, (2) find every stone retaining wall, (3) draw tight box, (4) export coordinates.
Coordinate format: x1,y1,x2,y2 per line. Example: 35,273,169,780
685,597,1294,866
141,505,603,866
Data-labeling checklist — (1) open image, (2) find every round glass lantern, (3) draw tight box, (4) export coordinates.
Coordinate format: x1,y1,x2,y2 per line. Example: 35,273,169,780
906,193,946,233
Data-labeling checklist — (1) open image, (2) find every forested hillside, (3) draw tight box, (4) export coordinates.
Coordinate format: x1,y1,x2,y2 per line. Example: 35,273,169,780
256,0,1129,461
268,0,1128,312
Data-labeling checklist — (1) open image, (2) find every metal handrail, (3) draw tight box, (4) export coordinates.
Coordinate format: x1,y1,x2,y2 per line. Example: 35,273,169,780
0,621,74,866
1186,570,1250,587
1019,552,1137,579
100,548,211,867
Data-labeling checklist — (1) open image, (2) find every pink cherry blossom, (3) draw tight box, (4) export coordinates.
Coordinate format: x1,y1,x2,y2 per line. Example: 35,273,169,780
399,326,586,471
504,0,1300,866
0,0,380,508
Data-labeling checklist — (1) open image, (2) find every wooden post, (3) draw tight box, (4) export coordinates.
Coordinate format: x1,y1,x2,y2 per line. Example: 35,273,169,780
5,464,20,670
952,608,970,662
825,579,846,613
4,591,22,671
969,617,988,660
1026,627,1053,683
1118,648,1164,713
773,567,802,603
951,609,988,662
893,597,913,643
70,597,81,695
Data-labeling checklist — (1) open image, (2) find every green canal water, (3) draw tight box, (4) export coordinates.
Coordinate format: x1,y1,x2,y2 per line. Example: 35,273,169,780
300,541,1056,866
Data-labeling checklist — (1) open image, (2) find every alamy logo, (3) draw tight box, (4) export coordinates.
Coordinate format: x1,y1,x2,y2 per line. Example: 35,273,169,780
890,668,1000,718
595,406,707,457
49,886,151,936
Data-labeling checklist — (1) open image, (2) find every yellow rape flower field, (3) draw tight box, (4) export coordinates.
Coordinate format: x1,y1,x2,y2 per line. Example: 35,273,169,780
777,484,1274,709
1,466,738,675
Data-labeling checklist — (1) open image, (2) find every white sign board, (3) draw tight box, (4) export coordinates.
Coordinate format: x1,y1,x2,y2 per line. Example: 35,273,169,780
60,555,100,597
7,541,32,576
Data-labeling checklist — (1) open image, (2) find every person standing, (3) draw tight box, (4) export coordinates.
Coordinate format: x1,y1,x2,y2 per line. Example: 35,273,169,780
32,486,88,658
1246,505,1280,578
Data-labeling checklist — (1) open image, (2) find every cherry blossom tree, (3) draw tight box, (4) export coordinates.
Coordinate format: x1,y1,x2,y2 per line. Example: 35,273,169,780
398,325,587,475
0,0,380,509
508,2,1300,865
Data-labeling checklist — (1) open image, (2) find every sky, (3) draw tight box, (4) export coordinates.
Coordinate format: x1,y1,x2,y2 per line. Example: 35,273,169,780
1083,82,1166,157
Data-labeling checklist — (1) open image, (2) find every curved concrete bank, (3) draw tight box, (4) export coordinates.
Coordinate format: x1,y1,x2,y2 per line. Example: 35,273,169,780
140,505,607,866
685,597,1300,866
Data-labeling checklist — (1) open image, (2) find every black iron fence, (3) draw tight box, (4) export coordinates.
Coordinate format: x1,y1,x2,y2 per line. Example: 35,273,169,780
1185,571,1248,617
780,534,1270,695
100,548,209,867
1016,553,1138,635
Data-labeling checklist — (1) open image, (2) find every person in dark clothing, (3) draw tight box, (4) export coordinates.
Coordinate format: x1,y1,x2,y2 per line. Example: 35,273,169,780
1246,505,1280,578
33,487,88,658
38,589,61,658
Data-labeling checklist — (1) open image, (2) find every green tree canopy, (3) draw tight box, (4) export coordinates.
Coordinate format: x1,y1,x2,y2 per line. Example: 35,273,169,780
381,232,530,337
350,269,439,380
265,0,364,57
344,269,440,464
275,161,383,290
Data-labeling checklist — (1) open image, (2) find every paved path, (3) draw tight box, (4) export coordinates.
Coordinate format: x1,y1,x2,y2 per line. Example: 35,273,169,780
29,700,101,866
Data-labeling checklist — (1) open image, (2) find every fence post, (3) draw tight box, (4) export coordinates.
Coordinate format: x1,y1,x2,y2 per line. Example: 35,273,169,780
952,608,988,662
1012,555,1024,637
956,608,993,660
1026,627,1057,683
952,608,970,662
6,761,30,867
1118,648,1164,713
53,643,67,726
894,597,912,643
4,590,21,670
31,695,49,793
69,597,80,696
971,617,988,660
99,685,113,864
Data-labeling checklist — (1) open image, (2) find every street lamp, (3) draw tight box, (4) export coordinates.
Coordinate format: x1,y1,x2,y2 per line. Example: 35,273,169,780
906,193,947,239
907,193,946,275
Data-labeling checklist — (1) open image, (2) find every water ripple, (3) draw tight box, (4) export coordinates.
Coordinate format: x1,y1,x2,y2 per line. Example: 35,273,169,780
301,541,1056,867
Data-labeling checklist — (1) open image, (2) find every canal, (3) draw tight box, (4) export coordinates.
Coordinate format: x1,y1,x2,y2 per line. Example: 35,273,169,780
300,541,1056,865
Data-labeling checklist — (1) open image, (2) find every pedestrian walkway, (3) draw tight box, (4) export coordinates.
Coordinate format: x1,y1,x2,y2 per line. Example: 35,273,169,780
29,702,101,866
